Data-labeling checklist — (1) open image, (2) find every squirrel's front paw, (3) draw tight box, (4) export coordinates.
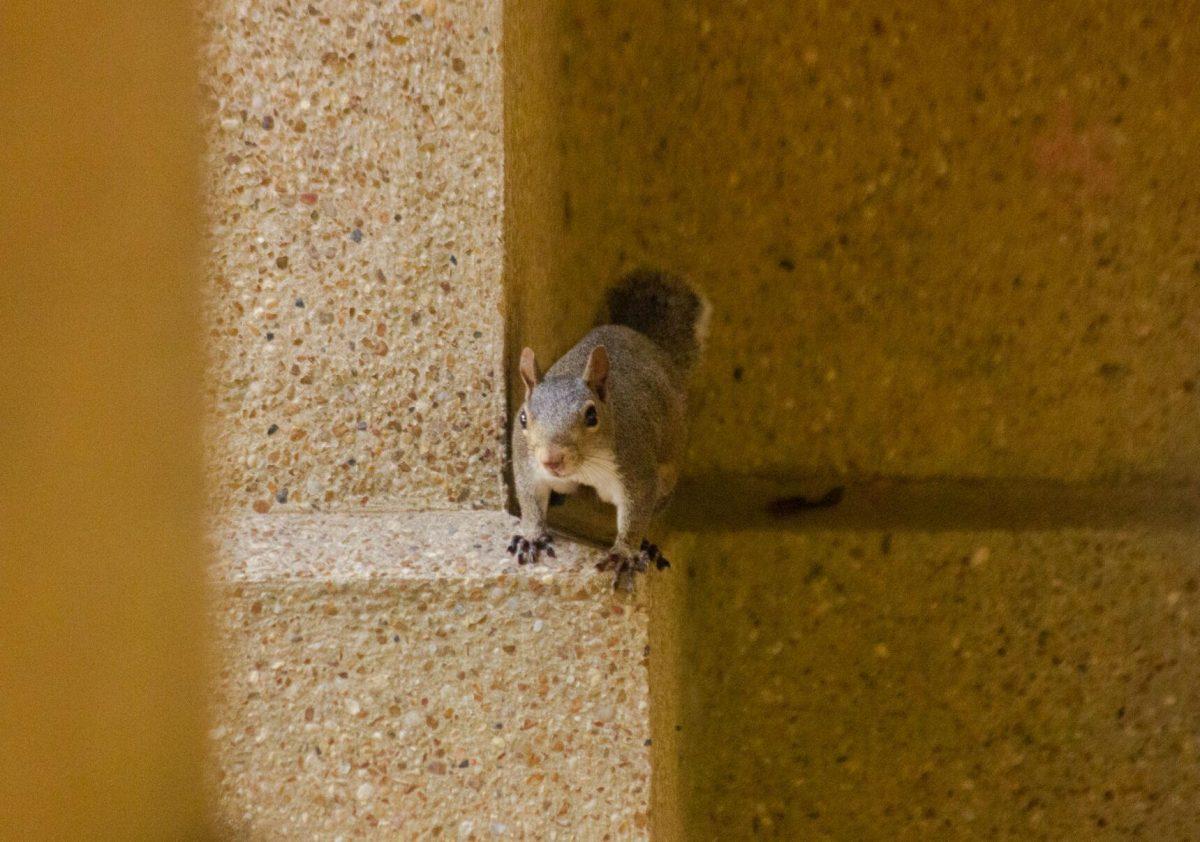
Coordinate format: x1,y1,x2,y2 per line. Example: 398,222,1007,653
596,551,645,592
596,540,669,591
506,532,556,566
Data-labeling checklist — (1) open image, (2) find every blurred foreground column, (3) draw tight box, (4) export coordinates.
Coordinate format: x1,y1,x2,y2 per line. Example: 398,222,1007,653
0,2,208,838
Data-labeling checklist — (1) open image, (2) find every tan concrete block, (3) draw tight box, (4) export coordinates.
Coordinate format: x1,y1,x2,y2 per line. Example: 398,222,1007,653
665,526,1200,839
201,0,506,513
209,512,653,838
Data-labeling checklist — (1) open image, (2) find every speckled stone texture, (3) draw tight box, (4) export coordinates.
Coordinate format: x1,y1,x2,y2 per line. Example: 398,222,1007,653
209,511,652,839
668,527,1200,840
515,0,1200,482
201,0,505,513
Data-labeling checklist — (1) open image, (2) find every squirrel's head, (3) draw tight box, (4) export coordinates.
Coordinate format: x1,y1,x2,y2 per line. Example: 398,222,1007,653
517,346,613,480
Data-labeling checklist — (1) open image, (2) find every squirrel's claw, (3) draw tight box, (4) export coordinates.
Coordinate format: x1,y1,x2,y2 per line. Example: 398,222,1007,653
600,540,672,591
639,538,671,571
507,533,554,566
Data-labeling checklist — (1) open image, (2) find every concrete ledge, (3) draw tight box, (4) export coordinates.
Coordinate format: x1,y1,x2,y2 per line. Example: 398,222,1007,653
208,512,651,838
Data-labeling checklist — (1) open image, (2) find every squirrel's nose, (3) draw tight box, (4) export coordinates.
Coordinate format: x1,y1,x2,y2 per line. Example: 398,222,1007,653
540,447,566,474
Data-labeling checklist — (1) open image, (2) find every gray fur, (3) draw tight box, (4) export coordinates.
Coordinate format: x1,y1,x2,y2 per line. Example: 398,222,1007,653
605,269,709,373
512,273,707,581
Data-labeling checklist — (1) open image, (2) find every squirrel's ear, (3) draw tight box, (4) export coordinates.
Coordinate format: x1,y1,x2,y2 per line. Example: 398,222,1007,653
519,347,540,395
583,345,609,400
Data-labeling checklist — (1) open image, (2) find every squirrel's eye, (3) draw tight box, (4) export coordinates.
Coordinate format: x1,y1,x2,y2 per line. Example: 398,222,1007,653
519,409,528,429
584,405,598,427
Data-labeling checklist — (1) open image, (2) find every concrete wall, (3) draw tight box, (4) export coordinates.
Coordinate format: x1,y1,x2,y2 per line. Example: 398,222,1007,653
534,0,1200,483
199,0,1200,835
209,512,652,838
670,527,1200,838
202,4,664,838
0,2,208,836
203,0,506,513
502,1,1200,837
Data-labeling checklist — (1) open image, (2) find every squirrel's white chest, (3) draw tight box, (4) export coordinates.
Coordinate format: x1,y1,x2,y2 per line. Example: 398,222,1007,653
569,452,624,508
584,469,623,506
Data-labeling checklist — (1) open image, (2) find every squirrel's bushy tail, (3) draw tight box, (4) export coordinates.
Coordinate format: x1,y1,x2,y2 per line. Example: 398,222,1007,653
605,269,710,373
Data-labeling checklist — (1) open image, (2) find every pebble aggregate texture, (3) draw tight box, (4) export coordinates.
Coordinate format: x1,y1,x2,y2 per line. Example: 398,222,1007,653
201,0,506,513
522,0,1200,482
671,527,1200,839
209,511,652,839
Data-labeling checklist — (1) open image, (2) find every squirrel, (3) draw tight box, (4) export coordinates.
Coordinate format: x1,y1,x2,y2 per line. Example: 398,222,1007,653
507,269,710,590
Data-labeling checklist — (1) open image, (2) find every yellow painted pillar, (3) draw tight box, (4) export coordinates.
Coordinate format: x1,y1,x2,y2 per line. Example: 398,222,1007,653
0,2,208,838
